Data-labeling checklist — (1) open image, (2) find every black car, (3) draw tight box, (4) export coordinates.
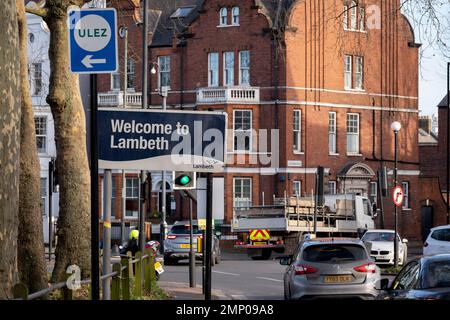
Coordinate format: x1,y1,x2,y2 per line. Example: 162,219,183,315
379,254,450,300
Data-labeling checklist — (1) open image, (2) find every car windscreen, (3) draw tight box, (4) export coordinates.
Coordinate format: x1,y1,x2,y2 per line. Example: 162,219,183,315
430,228,450,242
170,225,202,235
421,260,450,289
362,232,396,242
302,244,368,263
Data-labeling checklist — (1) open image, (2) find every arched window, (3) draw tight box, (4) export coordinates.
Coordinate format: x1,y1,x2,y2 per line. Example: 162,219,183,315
232,7,240,25
220,7,227,26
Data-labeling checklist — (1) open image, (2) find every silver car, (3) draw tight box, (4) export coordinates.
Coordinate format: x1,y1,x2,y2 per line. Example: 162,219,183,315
281,238,381,300
164,221,221,265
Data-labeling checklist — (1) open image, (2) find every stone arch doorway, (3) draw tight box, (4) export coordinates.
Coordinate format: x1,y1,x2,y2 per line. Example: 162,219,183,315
337,162,376,196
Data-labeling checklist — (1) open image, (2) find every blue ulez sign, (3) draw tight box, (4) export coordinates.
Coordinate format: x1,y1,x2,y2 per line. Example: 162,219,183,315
98,109,227,173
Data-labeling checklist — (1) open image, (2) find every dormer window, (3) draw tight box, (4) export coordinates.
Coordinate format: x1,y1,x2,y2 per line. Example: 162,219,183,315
220,8,228,26
232,7,240,25
170,6,195,19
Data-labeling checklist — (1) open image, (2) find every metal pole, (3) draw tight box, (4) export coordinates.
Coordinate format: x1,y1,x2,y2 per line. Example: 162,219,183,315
313,171,318,235
394,131,399,269
90,73,100,300
48,159,53,261
447,62,449,225
123,28,128,108
139,0,149,291
160,92,168,254
205,173,213,300
377,170,385,229
102,169,112,300
189,196,195,287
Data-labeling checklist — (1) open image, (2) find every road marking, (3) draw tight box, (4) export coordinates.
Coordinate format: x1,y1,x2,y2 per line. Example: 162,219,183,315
256,277,283,283
212,270,240,276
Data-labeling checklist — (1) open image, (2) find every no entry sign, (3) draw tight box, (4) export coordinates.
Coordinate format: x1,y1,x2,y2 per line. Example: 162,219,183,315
392,186,404,207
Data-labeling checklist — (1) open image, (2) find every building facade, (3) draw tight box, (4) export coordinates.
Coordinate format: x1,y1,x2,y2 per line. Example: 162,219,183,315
26,10,60,244
98,0,423,240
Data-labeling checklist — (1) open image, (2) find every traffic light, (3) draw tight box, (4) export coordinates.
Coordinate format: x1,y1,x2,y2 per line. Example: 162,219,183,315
378,167,388,197
173,172,196,190
316,166,324,207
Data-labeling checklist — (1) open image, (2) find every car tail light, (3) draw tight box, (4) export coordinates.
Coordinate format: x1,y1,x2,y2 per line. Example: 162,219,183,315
354,262,377,273
276,240,284,245
167,235,177,240
235,241,244,245
294,264,318,275
424,242,429,247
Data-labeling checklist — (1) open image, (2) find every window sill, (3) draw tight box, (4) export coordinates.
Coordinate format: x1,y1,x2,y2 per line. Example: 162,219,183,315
217,24,240,28
293,151,304,155
347,153,363,157
329,153,340,156
402,208,412,212
344,88,365,92
344,28,367,34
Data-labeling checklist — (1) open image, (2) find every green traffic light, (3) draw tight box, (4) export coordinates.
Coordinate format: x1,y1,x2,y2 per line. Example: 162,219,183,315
179,175,191,185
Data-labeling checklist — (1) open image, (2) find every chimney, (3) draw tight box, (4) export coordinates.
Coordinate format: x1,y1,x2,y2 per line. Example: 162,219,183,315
419,116,432,134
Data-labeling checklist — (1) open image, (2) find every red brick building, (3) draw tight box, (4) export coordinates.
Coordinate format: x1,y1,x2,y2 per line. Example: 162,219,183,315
98,0,424,240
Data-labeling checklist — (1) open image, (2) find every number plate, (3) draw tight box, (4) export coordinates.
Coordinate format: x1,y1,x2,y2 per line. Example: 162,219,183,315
180,244,190,249
252,242,268,246
324,275,353,283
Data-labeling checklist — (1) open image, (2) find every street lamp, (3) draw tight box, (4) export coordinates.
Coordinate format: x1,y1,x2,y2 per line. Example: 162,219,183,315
391,121,401,268
150,60,169,253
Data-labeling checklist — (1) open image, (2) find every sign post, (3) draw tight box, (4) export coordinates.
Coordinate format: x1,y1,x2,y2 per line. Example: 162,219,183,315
68,7,118,301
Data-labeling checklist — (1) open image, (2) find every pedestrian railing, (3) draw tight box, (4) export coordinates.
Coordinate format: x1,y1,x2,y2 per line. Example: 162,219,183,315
12,248,157,300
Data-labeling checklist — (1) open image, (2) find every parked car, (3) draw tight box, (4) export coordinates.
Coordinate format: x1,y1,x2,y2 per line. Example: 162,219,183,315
378,254,450,300
164,221,221,265
424,225,450,256
280,237,381,300
361,229,408,266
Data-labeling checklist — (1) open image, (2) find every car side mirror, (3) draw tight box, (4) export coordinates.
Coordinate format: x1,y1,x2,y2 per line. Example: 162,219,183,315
278,256,292,266
215,231,222,239
378,278,390,290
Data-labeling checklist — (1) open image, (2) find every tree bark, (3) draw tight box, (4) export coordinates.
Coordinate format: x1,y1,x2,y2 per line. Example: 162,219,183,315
16,0,48,295
43,0,91,282
0,0,21,300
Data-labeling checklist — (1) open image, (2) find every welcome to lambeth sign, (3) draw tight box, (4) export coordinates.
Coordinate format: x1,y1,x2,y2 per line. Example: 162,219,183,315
98,109,227,173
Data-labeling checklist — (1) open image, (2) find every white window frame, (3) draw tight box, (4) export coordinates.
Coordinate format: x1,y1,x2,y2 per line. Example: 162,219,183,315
219,7,228,26
328,181,337,195
329,112,337,154
223,51,234,86
239,51,250,85
350,1,358,30
32,62,43,96
233,177,252,208
35,116,47,154
355,56,364,89
208,52,219,87
402,182,410,209
158,56,171,89
127,58,135,90
293,181,302,197
359,7,366,31
343,5,349,30
344,55,352,89
232,7,240,25
346,113,360,155
370,182,378,203
125,177,140,219
293,110,302,153
233,110,252,152
111,72,120,91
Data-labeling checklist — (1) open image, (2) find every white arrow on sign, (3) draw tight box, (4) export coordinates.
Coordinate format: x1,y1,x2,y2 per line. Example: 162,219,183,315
82,55,106,68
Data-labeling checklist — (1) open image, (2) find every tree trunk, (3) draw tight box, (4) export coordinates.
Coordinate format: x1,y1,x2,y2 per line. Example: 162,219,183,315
0,0,20,300
16,0,48,295
43,1,91,282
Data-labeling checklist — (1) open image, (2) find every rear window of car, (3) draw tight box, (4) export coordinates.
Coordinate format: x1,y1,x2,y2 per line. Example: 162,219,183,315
362,232,396,242
302,244,368,263
170,225,202,235
430,228,450,242
421,260,450,289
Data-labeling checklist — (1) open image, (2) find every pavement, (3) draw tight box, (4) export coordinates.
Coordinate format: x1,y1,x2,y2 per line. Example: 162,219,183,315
158,282,230,300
